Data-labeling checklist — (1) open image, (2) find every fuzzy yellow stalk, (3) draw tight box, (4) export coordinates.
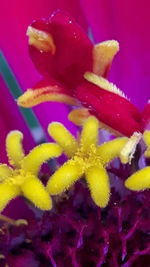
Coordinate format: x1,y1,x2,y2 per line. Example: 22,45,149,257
47,116,128,208
0,131,62,212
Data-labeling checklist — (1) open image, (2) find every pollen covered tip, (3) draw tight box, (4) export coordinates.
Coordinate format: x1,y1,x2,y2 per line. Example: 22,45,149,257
92,40,120,76
6,130,25,168
27,26,56,54
120,132,142,164
17,89,35,108
84,72,127,99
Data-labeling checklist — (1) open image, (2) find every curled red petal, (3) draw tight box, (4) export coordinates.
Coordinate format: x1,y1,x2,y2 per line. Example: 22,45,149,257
28,10,93,88
17,79,78,108
75,81,143,137
28,18,55,78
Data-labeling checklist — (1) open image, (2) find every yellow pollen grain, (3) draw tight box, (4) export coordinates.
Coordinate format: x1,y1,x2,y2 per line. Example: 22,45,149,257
72,144,103,172
4,169,27,187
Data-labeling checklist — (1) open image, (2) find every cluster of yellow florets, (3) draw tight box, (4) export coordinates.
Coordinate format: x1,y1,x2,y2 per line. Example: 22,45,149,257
0,116,149,213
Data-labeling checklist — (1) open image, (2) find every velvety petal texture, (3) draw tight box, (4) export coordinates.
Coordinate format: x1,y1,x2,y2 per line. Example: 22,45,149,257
75,81,142,137
29,11,93,88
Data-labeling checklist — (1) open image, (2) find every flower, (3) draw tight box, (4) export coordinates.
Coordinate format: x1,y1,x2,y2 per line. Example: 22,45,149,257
17,10,144,137
47,116,128,207
0,130,62,212
125,130,150,191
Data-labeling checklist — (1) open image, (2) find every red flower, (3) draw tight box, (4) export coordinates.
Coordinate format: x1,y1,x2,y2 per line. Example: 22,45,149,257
18,10,143,137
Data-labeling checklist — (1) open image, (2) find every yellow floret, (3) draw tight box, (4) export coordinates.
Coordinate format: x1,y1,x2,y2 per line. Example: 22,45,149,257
0,130,62,212
47,116,130,208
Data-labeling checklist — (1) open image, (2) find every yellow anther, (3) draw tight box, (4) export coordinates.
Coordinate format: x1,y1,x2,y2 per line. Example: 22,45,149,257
27,26,56,54
92,40,119,76
84,72,127,99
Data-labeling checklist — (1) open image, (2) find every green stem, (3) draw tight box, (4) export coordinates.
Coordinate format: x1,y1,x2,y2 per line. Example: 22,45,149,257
0,52,46,143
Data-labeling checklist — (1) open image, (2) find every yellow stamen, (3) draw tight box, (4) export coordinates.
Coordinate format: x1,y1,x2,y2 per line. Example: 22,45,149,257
0,165,13,182
22,143,62,175
22,175,52,210
84,72,127,99
47,160,83,195
48,122,77,158
125,166,150,190
6,131,24,168
86,166,110,208
0,183,20,212
97,137,128,165
93,40,119,76
80,116,99,151
27,26,56,54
